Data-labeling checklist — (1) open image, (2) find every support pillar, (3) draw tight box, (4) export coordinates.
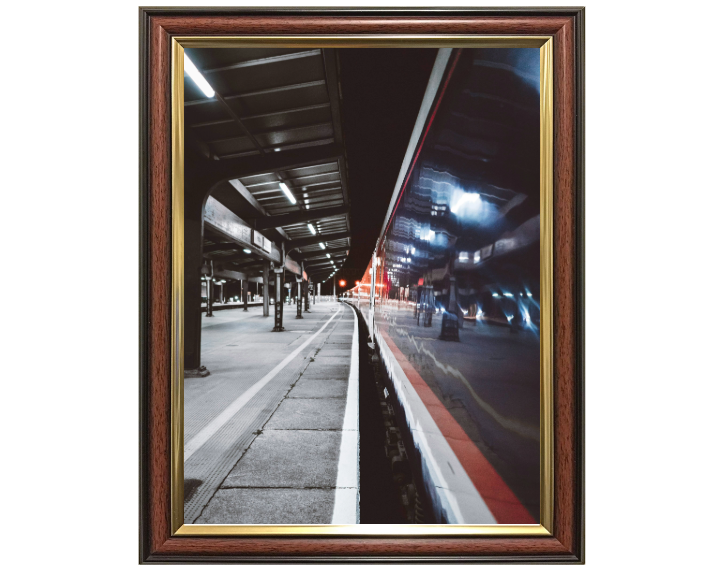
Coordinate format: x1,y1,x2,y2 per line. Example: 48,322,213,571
439,274,460,342
184,176,210,377
243,278,248,311
304,280,310,312
262,262,270,317
272,268,284,332
205,274,214,318
296,276,303,319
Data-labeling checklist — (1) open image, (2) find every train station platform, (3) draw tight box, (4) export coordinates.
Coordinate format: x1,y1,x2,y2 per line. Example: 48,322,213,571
183,300,359,524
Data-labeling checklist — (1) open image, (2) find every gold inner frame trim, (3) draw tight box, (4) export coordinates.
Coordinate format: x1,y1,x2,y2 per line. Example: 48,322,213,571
170,35,554,537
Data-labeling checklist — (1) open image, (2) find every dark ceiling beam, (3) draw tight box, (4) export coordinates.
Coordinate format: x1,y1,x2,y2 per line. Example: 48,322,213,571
203,50,321,74
202,143,343,185
305,263,341,272
285,232,350,250
209,253,254,264
205,122,333,147
254,206,349,230
303,261,341,269
304,256,346,267
186,79,326,107
226,179,290,241
221,259,266,271
296,248,348,260
213,92,267,156
203,243,239,256
322,48,350,210
190,103,331,129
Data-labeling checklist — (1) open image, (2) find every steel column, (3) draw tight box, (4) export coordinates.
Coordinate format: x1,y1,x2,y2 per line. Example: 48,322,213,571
262,262,270,317
272,269,284,332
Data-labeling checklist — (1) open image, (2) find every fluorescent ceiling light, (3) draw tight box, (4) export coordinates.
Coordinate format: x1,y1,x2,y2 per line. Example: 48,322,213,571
319,242,326,249
307,223,317,235
279,182,296,205
243,248,251,254
184,53,215,98
326,253,331,258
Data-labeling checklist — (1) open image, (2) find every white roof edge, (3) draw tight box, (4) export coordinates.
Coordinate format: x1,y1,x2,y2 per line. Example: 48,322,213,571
375,48,453,253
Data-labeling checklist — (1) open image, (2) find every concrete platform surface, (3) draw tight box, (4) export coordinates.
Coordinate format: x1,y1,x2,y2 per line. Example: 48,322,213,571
184,300,359,524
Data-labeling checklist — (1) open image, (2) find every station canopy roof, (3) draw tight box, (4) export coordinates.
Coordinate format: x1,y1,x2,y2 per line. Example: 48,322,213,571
184,47,351,281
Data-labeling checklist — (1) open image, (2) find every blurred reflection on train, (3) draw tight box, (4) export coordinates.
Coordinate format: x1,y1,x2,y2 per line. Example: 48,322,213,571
347,47,542,523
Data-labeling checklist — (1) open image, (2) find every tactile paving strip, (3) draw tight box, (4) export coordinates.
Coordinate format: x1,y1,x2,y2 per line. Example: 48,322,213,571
188,303,357,524
183,302,351,523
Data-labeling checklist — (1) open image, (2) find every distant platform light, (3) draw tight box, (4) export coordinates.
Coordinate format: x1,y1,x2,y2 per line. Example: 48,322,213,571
526,292,533,297
279,182,297,205
243,248,251,254
184,54,215,98
307,223,317,235
273,148,281,152
503,292,514,297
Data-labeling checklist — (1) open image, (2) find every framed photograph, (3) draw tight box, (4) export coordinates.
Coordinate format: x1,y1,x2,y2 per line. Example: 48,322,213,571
140,6,584,563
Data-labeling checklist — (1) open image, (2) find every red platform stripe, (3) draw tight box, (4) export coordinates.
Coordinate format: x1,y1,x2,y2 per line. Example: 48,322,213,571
379,326,535,524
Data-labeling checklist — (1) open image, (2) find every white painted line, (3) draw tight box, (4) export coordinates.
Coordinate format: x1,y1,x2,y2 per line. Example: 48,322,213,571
184,308,342,462
331,303,360,524
374,328,496,524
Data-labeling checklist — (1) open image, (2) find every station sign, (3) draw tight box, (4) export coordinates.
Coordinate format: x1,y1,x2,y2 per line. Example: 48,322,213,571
253,230,272,253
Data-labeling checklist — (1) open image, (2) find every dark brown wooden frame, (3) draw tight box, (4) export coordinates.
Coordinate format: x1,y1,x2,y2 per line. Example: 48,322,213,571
139,7,584,563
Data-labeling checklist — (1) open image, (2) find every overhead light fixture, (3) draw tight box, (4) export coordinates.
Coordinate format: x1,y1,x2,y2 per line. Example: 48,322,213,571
274,148,281,152
184,53,215,98
319,242,326,249
326,253,331,258
307,223,317,235
243,248,251,254
279,182,296,205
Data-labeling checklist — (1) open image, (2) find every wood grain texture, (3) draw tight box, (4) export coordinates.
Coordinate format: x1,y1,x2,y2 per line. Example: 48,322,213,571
148,16,171,555
140,9,584,563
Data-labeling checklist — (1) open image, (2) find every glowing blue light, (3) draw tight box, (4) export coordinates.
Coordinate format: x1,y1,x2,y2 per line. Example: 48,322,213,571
450,192,481,214
493,293,500,297
527,292,533,297
503,292,514,297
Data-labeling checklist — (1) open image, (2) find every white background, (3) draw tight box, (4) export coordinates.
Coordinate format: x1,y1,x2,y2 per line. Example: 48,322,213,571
1,0,718,573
